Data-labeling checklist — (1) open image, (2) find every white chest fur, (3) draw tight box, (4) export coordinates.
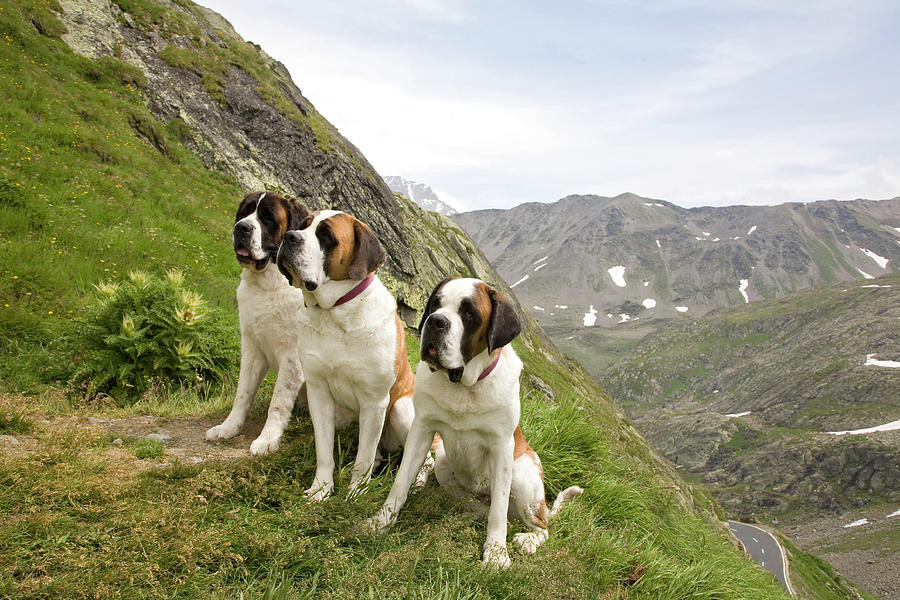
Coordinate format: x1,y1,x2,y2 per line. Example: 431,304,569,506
414,346,522,493
297,277,398,414
237,266,304,364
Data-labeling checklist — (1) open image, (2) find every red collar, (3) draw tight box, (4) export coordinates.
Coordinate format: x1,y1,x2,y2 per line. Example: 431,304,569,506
333,274,375,307
477,350,501,382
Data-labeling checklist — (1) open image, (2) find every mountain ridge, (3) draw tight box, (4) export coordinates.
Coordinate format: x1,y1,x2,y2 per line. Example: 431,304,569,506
454,192,899,374
384,175,458,216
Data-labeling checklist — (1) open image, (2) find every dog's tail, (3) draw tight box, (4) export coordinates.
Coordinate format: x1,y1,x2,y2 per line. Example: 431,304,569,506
549,485,584,520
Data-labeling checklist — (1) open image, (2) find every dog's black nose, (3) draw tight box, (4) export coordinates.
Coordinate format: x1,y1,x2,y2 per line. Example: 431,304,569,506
303,280,317,291
428,313,449,330
283,230,302,245
234,221,252,234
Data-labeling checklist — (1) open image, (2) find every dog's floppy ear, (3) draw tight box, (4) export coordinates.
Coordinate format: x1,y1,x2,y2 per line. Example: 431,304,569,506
348,219,385,280
286,198,311,231
487,287,521,352
419,277,452,333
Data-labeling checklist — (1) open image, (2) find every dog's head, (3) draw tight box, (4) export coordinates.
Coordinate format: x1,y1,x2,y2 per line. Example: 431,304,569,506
233,192,309,271
418,278,521,383
276,210,385,291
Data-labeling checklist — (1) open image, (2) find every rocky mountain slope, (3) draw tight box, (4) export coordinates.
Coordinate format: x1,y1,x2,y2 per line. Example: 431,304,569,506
454,193,900,375
602,273,899,515
384,175,457,215
601,274,900,596
0,1,805,598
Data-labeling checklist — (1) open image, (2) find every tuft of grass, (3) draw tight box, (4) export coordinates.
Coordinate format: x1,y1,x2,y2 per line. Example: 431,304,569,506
0,410,33,434
132,437,164,459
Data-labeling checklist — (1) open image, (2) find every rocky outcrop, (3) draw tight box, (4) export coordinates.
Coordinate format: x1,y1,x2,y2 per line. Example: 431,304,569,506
56,0,479,313
707,432,900,517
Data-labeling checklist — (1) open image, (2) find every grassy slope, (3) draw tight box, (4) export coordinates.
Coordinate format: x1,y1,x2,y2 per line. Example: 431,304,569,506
0,2,794,598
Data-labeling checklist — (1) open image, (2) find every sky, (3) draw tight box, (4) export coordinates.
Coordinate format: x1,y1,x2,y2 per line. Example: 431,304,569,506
199,0,900,212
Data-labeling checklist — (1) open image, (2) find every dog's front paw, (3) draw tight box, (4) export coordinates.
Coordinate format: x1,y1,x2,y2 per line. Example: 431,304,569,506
512,531,545,555
362,512,390,535
205,423,239,441
249,434,280,456
481,542,511,569
303,481,333,503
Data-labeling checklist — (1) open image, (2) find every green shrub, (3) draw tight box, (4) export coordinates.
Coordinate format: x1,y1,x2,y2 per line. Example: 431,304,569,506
69,269,238,403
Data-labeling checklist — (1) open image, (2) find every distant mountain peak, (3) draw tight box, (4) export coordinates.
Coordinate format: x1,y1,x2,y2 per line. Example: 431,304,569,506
384,175,458,216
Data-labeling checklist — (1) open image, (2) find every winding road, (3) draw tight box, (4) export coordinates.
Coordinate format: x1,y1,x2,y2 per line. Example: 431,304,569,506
728,521,794,595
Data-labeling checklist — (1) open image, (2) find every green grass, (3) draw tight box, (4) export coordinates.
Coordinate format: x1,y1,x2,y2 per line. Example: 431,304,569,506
0,387,791,600
0,409,33,434
132,437,164,459
0,0,244,392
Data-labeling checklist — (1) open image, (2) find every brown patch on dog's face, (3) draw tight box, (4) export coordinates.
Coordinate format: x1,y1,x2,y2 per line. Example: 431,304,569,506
316,213,385,281
317,213,354,280
233,192,309,271
459,282,493,362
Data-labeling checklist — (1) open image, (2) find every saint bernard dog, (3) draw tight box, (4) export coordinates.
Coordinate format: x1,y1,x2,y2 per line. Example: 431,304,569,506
205,191,309,456
276,209,428,501
365,278,583,568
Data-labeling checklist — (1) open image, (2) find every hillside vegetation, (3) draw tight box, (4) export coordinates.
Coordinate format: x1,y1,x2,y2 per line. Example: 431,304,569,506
602,274,899,516
0,0,852,598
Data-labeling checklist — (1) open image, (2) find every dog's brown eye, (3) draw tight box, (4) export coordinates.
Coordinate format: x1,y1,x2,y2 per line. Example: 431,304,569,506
462,310,473,320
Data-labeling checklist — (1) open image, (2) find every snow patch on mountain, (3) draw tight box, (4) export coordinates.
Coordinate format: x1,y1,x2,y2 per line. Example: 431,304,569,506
607,266,627,287
642,298,656,309
583,305,598,326
860,248,889,269
739,279,749,303
865,354,900,368
827,419,900,436
675,306,689,313
510,274,529,288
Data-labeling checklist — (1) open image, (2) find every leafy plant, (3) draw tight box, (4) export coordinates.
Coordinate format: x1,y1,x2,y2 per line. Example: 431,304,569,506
69,269,238,403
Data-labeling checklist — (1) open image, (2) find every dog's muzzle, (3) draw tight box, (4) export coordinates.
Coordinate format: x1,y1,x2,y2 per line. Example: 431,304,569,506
421,314,462,381
276,231,311,287
233,223,269,270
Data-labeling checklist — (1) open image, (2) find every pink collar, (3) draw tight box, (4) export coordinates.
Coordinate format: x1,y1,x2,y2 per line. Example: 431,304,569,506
333,274,375,307
477,351,501,382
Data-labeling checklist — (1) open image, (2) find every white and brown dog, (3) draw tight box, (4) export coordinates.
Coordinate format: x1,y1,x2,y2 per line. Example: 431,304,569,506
365,278,582,568
276,210,426,501
205,191,309,456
